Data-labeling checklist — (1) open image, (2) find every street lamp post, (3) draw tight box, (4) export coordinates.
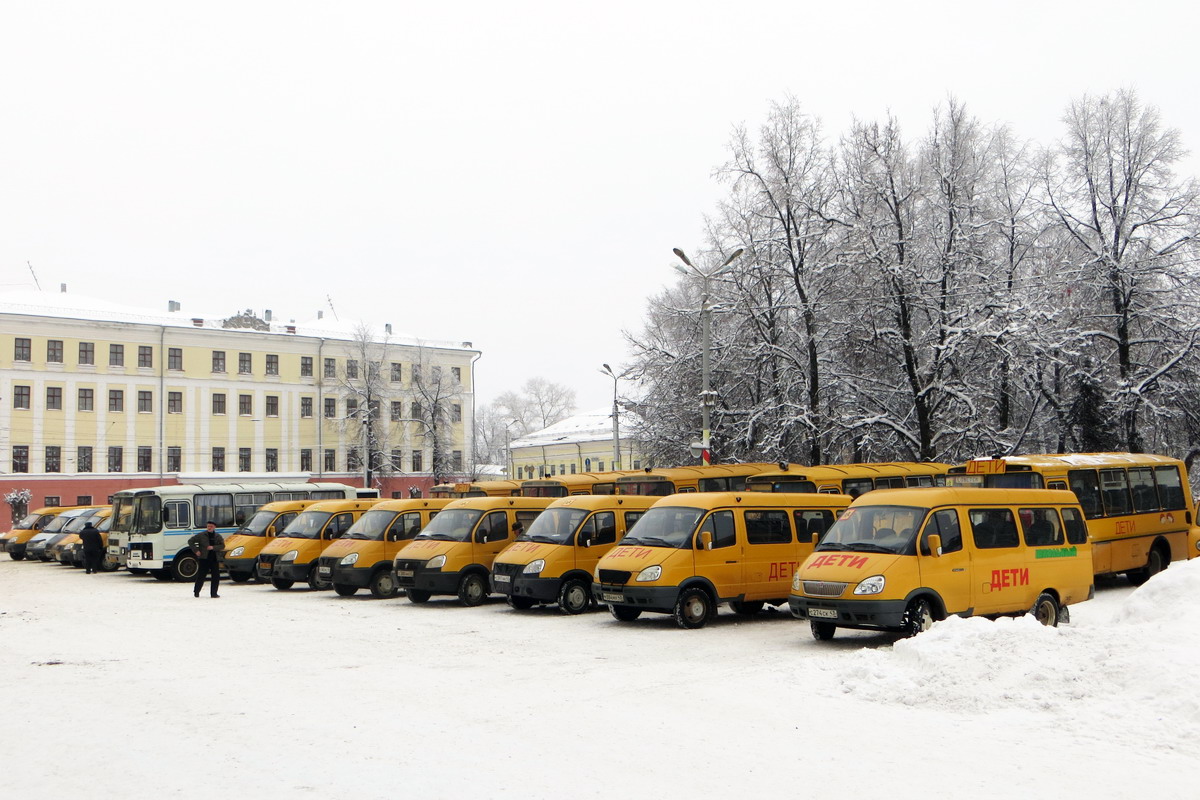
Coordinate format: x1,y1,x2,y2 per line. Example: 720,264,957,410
600,364,621,470
672,246,744,465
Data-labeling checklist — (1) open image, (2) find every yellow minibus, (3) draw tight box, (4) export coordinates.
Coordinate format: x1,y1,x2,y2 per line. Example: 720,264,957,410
519,470,637,498
615,463,783,496
429,480,522,498
746,462,950,496
257,499,381,589
223,500,318,582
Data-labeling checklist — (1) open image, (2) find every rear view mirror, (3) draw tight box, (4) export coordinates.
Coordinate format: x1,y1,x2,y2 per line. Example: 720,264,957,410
927,534,943,557
267,525,276,537
699,531,713,551
162,507,171,522
811,532,819,547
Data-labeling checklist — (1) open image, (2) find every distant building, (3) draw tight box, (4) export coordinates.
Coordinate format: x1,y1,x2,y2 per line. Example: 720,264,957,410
0,290,479,514
508,407,644,479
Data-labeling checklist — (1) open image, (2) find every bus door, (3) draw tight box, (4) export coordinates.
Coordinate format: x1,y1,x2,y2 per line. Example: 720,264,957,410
693,510,740,598
967,507,1023,615
740,508,798,598
473,511,513,563
917,508,971,615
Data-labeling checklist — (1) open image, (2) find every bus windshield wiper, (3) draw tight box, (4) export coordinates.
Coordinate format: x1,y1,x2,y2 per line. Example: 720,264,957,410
838,541,895,553
633,536,677,548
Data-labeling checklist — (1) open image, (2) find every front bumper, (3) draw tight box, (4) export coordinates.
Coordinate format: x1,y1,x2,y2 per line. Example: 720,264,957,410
591,582,679,613
256,554,280,580
325,558,374,588
394,558,459,595
6,541,27,558
788,595,909,630
225,558,258,580
272,559,315,582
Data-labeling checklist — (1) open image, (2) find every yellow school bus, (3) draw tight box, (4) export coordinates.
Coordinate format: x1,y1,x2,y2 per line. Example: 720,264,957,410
257,499,382,590
615,463,784,496
593,492,851,628
318,498,451,598
429,480,522,498
789,487,1094,640
491,494,660,613
393,496,554,606
223,500,319,582
4,505,86,561
520,470,638,498
946,453,1197,584
746,462,950,496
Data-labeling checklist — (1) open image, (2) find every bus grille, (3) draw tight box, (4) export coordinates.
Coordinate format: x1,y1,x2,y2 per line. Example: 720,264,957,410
491,562,522,579
803,581,848,598
317,556,340,570
598,569,631,586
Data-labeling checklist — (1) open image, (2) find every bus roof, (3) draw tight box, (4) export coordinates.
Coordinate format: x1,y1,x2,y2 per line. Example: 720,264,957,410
615,463,784,482
647,491,853,510
747,462,951,482
951,453,1184,472
850,486,1083,507
441,496,558,512
361,498,454,512
543,494,662,511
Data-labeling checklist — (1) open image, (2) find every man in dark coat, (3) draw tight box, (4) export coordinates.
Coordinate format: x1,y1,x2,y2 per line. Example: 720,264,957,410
187,521,225,598
79,522,104,574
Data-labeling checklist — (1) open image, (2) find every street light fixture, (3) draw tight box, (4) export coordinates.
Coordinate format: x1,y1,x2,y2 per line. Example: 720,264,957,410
671,246,744,465
600,364,621,470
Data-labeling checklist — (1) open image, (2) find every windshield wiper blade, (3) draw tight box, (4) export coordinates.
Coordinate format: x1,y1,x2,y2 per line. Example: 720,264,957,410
634,536,677,548
839,541,895,553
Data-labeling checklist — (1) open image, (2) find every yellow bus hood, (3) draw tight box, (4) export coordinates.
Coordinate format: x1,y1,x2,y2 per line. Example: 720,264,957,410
495,542,568,568
596,544,682,573
799,551,905,582
396,539,462,560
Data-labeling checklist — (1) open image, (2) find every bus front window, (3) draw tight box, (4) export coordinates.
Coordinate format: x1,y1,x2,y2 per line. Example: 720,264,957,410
815,505,928,556
133,496,162,535
620,507,703,549
113,497,136,533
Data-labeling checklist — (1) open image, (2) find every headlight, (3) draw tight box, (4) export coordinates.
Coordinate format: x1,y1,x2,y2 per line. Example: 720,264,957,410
853,575,885,595
427,554,446,569
522,559,545,575
340,553,359,565
791,572,802,592
228,546,245,558
635,565,662,582
281,550,299,562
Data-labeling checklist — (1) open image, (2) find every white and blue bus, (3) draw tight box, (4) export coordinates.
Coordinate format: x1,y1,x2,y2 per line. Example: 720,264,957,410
114,481,362,581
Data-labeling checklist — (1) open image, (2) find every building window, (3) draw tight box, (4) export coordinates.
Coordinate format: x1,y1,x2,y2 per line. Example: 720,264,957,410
391,449,403,470
324,449,336,471
451,404,462,423
13,385,30,409
212,393,227,415
47,340,64,363
46,387,63,410
168,347,183,370
451,367,461,382
138,391,153,413
168,392,182,413
12,445,29,473
212,351,226,373
239,352,252,374
324,398,336,418
239,448,252,472
324,358,336,378
239,395,252,416
412,450,423,472
347,398,359,418
452,450,463,471
391,362,402,382
108,446,123,473
43,495,61,507
346,359,359,379
265,354,279,375
301,356,313,377
109,344,124,366
391,401,403,421
79,342,95,365
77,446,93,472
348,448,361,471
167,446,181,472
45,446,61,473
138,346,153,368
300,449,313,471
411,402,422,418
78,388,94,411
212,447,225,471
14,337,30,361
109,390,124,412
76,495,93,505
265,449,278,472
137,446,152,472
300,397,313,418
266,395,279,417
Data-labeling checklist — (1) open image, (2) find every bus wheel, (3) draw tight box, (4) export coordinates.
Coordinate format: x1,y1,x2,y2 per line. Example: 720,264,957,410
506,596,537,610
810,620,836,641
9,551,24,561
271,577,294,590
100,556,119,572
369,571,398,599
172,553,200,582
229,572,251,583
609,604,641,622
674,587,714,629
731,600,764,616
458,573,488,606
558,578,592,615
307,565,331,591
903,597,935,637
334,583,359,597
406,588,431,603
1126,547,1166,586
1030,592,1060,627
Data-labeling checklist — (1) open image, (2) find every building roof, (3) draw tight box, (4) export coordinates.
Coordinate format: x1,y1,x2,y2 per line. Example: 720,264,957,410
510,406,640,448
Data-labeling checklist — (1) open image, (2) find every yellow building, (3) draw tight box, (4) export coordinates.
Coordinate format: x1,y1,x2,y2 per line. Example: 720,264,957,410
0,290,479,510
508,407,644,480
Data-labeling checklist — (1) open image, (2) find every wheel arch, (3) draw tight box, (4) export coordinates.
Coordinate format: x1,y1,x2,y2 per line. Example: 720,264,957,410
902,587,948,619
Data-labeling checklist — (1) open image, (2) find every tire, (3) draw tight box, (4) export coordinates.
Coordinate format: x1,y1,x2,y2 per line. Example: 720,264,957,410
100,556,119,572
1126,547,1166,586
307,564,331,590
229,572,251,583
506,596,536,610
457,572,488,606
369,570,398,599
334,583,359,597
730,600,765,616
271,576,295,590
902,597,936,637
609,604,641,622
172,553,201,582
558,578,592,615
810,620,837,641
1030,592,1060,627
673,587,715,629
406,588,431,603
9,551,25,561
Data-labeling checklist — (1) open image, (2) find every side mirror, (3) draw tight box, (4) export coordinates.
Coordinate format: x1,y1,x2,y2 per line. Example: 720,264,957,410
161,507,171,522
582,537,592,548
810,532,819,547
267,525,276,537
699,531,713,551
927,534,943,558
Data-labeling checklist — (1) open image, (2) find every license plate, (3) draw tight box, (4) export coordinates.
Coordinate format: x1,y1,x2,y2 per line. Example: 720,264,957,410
493,574,510,583
601,592,624,603
318,567,330,575
258,562,271,571
808,607,838,619
397,569,413,578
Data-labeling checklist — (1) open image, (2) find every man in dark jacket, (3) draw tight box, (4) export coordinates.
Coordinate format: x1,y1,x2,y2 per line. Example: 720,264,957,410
79,522,104,574
187,521,225,598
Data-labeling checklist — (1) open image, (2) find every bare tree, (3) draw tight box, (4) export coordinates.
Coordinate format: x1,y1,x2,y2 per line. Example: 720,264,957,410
493,378,576,436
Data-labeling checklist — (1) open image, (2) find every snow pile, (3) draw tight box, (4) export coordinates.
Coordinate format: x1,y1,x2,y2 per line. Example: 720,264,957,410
832,559,1200,739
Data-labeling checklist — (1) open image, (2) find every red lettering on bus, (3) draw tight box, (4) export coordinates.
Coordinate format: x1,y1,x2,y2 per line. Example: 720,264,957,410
988,567,1030,591
810,554,869,570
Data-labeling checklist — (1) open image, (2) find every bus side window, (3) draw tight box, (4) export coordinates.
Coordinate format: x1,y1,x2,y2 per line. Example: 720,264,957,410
1127,468,1159,513
1155,466,1186,510
623,511,645,532
921,509,962,555
1061,507,1088,544
1099,469,1132,516
969,508,1019,549
1068,470,1103,519
843,479,873,498
744,510,791,544
696,510,735,549
794,510,834,542
326,513,354,538
1021,508,1064,547
475,512,508,543
585,512,616,547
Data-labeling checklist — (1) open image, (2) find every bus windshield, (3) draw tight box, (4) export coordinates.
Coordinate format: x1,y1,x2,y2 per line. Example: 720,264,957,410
520,508,588,544
620,507,703,549
946,473,1043,489
13,512,45,529
281,512,333,539
346,509,398,541
113,497,136,533
132,496,162,535
414,509,482,542
816,505,928,556
42,515,73,533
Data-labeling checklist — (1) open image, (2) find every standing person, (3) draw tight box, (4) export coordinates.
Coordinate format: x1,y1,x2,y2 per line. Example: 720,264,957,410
79,521,104,574
188,521,225,598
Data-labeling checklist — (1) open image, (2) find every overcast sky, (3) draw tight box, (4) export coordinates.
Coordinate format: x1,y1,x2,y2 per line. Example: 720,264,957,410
2,1,1196,411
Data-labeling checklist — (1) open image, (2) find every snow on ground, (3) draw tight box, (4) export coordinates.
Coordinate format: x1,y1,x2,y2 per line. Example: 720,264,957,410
2,559,1198,799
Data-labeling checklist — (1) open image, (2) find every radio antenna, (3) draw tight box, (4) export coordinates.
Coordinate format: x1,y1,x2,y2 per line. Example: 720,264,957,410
27,261,42,290
326,294,339,321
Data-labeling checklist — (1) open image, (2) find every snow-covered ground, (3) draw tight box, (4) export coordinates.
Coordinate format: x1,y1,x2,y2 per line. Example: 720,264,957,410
3,559,1198,799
